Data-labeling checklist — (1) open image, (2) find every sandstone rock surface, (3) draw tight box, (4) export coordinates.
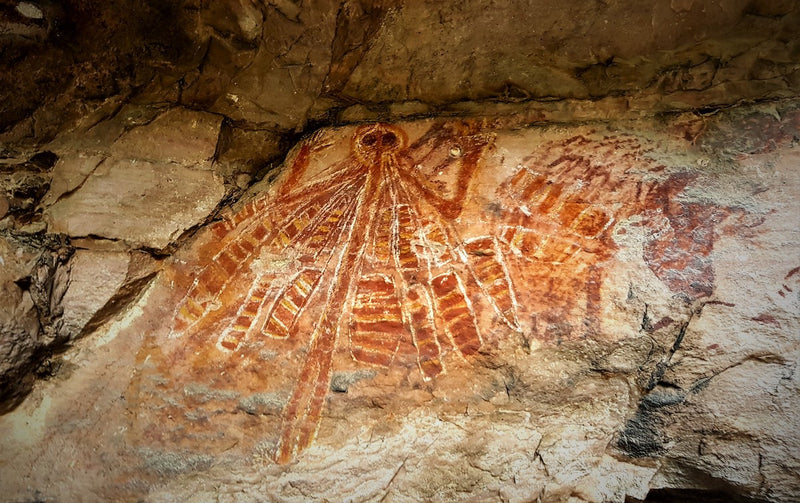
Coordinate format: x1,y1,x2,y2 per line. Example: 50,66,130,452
0,234,45,412
1,2,799,501
0,103,797,502
42,107,226,250
2,1,798,151
54,250,149,339
45,158,224,249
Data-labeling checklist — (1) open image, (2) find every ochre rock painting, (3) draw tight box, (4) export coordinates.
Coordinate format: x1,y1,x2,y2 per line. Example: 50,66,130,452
129,120,736,465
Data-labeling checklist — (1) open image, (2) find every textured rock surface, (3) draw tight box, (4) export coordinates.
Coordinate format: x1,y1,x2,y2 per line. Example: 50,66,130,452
54,250,145,339
45,158,224,249
2,0,798,151
0,103,797,502
642,108,800,502
0,104,224,414
0,231,159,413
1,1,799,501
0,234,45,412
0,101,225,419
43,107,226,249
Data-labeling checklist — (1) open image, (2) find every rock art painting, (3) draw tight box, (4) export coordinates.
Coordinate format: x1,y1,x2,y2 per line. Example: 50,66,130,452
129,120,739,467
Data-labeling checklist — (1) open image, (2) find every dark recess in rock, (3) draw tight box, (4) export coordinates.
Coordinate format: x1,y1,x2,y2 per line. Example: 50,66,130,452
0,0,198,145
630,488,770,503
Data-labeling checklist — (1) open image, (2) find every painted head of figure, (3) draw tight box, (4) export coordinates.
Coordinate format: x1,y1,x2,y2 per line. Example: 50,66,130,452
352,123,408,166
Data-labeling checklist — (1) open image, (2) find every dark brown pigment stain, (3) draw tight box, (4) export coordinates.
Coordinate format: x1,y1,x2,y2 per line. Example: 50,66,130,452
128,123,740,465
641,172,732,300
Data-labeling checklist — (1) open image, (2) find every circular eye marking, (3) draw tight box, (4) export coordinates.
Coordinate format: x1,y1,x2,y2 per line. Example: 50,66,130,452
449,145,463,157
351,124,407,164
382,132,398,146
362,133,378,146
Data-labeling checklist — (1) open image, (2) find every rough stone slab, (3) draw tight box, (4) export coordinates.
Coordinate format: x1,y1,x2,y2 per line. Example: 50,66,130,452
213,126,284,185
40,153,104,207
204,0,339,128
110,108,222,165
44,102,165,156
0,236,42,410
44,158,225,249
0,194,9,219
53,250,131,339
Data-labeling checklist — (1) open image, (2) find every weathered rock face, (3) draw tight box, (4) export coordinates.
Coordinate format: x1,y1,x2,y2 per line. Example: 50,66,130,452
0,234,45,412
2,0,798,150
0,102,226,410
0,102,798,502
42,107,226,249
1,1,799,501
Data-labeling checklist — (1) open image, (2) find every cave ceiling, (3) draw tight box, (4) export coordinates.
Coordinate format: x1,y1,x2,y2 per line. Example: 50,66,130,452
1,0,798,152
